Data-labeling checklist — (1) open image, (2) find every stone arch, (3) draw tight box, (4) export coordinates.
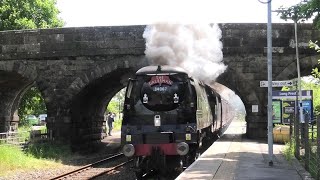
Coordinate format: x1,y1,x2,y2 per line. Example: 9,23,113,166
275,55,319,80
217,67,259,112
48,56,149,149
0,61,38,132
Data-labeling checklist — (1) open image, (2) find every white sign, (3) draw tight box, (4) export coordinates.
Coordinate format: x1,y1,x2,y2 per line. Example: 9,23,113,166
260,80,294,87
252,105,259,113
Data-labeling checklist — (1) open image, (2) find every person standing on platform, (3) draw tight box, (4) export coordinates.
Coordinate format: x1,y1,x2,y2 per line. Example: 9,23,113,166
107,112,115,136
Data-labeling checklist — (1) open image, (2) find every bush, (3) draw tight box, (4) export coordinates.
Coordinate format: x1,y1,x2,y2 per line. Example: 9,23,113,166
283,139,295,162
24,141,72,160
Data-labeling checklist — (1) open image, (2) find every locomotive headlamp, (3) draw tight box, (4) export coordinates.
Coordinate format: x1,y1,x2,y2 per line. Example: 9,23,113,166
126,134,132,142
176,142,189,156
123,144,135,157
173,93,179,103
143,94,148,103
185,133,191,141
154,115,161,127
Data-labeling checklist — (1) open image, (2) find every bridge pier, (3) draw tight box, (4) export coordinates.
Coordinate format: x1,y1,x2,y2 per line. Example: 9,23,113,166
0,116,11,132
246,115,268,138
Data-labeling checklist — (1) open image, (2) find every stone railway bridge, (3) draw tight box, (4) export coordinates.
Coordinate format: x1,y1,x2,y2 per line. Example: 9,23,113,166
0,23,319,149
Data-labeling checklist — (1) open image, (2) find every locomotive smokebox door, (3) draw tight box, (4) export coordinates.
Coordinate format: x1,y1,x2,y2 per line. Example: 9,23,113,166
154,115,161,126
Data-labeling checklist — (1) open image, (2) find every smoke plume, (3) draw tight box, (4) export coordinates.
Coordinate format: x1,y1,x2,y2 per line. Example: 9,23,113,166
143,23,227,84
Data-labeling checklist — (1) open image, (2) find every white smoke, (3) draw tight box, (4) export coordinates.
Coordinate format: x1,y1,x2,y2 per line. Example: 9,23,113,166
143,23,227,83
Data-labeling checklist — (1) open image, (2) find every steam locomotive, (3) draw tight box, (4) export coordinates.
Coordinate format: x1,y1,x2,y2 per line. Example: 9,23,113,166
121,65,231,178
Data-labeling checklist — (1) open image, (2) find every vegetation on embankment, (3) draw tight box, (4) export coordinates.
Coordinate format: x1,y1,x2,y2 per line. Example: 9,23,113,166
0,140,72,177
0,145,62,176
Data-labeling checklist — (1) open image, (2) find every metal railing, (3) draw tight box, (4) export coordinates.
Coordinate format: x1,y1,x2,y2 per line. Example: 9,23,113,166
294,116,320,180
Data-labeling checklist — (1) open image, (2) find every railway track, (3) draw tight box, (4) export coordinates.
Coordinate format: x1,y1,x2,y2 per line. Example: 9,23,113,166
50,153,132,180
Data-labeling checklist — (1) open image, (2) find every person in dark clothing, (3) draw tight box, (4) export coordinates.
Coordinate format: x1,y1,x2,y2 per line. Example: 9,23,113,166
107,112,115,136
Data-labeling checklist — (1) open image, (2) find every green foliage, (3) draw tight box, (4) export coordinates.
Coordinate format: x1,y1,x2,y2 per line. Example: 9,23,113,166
283,139,295,162
18,126,32,142
0,0,64,31
309,41,320,82
113,119,122,130
106,88,126,119
0,145,61,176
106,100,119,115
24,140,72,160
0,0,63,126
277,0,320,28
18,87,47,126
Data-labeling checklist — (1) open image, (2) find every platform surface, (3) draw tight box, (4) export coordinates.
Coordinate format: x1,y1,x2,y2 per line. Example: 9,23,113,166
176,116,314,180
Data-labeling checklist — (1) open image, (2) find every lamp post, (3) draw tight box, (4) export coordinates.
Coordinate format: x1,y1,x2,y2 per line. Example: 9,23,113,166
260,0,273,166
294,20,304,158
266,0,273,166
294,20,304,131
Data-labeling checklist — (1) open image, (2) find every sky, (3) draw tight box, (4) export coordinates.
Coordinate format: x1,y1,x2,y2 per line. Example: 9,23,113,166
56,0,304,27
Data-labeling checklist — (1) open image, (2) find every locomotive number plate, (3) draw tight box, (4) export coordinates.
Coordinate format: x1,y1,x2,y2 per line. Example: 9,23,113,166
153,86,168,92
126,135,132,142
186,133,191,141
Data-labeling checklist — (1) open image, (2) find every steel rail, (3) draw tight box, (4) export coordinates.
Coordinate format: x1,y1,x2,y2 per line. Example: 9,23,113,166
50,153,124,180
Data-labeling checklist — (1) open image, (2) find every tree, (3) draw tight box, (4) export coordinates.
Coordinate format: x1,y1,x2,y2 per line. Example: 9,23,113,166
277,0,320,28
0,0,64,31
18,87,47,125
106,88,126,120
309,41,320,82
278,0,320,116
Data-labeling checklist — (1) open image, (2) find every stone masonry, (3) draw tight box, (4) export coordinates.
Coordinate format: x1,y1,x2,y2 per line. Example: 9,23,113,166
0,24,319,149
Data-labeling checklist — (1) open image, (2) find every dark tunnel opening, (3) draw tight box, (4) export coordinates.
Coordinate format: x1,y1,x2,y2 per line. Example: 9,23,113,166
69,68,135,151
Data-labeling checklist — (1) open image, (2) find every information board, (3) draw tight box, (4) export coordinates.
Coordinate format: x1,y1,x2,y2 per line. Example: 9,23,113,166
272,100,282,123
282,100,295,124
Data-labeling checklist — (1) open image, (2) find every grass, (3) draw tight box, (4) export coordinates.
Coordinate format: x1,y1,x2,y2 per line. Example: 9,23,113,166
24,140,72,159
0,145,63,177
113,119,122,130
282,139,295,162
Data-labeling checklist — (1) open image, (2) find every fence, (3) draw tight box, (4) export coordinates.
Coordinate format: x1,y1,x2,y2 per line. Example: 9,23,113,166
292,116,320,180
0,131,28,146
0,129,48,147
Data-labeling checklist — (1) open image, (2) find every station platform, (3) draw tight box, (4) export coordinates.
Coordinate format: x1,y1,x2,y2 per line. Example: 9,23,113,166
176,117,314,180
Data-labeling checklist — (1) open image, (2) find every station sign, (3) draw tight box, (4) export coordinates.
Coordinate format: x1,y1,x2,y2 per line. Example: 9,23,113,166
272,90,313,99
260,80,294,87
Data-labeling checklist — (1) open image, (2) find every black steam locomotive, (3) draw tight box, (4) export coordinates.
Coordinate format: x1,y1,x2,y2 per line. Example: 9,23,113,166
121,65,231,178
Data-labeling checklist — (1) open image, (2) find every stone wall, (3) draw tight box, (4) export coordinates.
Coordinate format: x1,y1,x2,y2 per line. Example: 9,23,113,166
0,23,319,146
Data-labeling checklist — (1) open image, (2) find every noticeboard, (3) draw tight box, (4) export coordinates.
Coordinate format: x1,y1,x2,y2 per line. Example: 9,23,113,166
272,100,282,123
300,100,313,123
282,100,295,124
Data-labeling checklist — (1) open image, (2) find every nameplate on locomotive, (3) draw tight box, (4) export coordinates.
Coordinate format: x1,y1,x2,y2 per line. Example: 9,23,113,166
148,76,173,86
